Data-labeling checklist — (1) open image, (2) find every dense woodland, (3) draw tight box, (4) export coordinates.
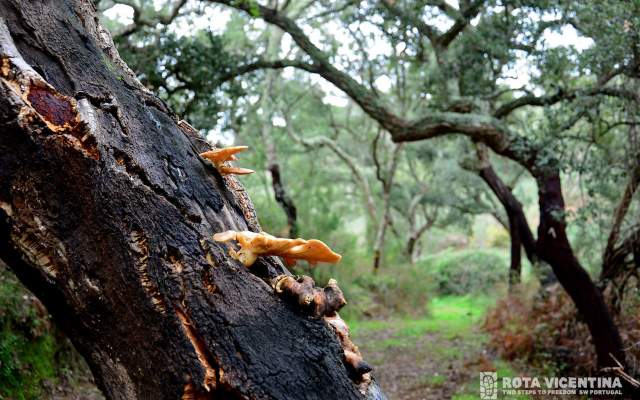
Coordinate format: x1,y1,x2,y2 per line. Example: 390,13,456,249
1,0,639,399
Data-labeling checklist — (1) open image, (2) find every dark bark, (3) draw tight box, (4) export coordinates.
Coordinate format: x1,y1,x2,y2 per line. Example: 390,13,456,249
475,147,535,287
406,237,417,262
535,172,625,369
476,148,625,370
601,162,640,283
0,1,384,399
267,163,298,238
372,251,380,273
508,216,522,288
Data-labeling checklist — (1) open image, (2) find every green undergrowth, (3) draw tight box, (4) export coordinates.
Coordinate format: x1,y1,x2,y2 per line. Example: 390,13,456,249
0,265,90,400
348,294,495,349
308,245,512,320
347,294,532,398
0,330,58,399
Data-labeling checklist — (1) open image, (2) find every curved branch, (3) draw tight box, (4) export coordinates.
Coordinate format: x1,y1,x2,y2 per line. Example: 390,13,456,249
473,144,537,264
494,85,639,119
217,59,319,84
111,0,188,37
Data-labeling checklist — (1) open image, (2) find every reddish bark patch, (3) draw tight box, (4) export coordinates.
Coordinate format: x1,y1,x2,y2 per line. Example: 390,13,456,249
27,86,76,126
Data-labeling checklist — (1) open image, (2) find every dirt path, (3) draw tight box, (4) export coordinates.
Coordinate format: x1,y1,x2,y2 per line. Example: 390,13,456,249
351,296,501,399
358,328,491,399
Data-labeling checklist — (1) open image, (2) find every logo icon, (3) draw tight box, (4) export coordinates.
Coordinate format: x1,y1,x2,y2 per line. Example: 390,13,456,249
480,372,498,399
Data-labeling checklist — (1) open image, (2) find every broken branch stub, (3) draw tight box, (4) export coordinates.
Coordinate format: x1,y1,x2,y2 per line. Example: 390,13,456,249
200,146,255,175
212,230,342,267
271,275,372,393
272,275,347,318
325,313,373,382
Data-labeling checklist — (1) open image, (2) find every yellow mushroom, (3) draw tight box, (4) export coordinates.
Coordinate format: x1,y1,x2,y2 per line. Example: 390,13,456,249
212,230,341,267
200,146,254,175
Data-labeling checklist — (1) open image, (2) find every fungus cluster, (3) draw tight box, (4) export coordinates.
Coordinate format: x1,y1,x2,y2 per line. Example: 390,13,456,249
200,145,371,392
212,230,341,267
200,146,254,175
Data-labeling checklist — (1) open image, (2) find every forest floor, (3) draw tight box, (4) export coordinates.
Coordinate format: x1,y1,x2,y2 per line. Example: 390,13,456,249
349,295,527,400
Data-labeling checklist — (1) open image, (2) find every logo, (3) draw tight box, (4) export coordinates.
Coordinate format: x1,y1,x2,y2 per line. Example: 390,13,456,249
480,372,498,399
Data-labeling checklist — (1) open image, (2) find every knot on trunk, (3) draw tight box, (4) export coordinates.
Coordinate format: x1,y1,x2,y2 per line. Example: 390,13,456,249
272,275,373,393
272,275,346,318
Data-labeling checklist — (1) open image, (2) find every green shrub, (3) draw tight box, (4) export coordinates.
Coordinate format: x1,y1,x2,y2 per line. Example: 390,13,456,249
419,249,508,295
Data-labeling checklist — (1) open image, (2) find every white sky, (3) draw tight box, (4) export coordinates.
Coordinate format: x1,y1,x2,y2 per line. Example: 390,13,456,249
103,2,594,109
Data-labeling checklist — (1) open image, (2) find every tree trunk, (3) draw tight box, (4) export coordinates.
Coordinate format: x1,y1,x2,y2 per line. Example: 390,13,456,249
535,172,625,369
405,236,417,264
475,146,535,287
507,214,522,289
0,1,383,399
268,163,298,238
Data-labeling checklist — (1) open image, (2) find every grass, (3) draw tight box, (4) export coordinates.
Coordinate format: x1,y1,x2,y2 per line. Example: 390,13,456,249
347,293,528,398
422,373,446,387
348,294,494,347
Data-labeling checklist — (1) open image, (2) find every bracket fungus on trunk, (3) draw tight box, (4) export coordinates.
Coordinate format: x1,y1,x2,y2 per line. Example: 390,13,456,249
200,146,255,175
212,228,371,391
212,230,342,267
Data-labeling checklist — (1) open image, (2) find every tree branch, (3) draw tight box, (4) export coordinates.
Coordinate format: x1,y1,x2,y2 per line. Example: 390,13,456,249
217,59,319,84
112,0,188,37
602,161,640,279
437,0,484,49
494,85,639,119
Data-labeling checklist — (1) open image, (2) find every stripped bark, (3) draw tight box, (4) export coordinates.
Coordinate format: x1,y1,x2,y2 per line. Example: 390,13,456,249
534,169,625,370
474,144,537,287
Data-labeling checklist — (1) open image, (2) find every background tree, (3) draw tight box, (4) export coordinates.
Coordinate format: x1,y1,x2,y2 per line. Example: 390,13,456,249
196,0,639,372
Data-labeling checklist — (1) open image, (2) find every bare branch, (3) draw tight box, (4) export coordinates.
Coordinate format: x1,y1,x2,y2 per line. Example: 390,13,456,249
217,59,319,84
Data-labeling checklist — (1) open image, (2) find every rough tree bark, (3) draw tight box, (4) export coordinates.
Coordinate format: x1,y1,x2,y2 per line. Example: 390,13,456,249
0,1,384,399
